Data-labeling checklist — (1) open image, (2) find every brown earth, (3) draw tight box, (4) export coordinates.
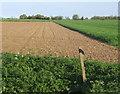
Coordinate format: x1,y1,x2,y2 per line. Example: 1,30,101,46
1,22,118,63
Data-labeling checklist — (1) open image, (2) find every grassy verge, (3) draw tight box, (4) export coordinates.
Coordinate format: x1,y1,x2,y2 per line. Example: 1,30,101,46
0,19,51,22
1,53,119,93
54,20,118,47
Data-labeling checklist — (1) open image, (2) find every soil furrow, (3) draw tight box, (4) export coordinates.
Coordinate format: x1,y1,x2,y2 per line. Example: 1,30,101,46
2,22,118,63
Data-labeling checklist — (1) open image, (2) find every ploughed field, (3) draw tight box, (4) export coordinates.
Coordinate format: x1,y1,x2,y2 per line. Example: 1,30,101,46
2,22,118,63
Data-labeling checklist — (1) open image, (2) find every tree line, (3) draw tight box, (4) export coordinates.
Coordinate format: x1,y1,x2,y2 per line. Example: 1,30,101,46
2,14,119,20
91,16,119,20
19,14,63,20
19,14,87,20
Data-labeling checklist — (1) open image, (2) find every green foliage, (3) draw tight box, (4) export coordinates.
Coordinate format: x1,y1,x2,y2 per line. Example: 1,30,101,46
51,16,63,20
81,16,84,20
72,14,80,20
54,20,118,47
19,14,27,19
91,16,119,20
1,53,119,93
19,14,50,20
34,14,44,19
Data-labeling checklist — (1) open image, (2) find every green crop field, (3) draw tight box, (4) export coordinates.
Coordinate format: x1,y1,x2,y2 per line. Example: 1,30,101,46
1,19,119,93
1,53,119,93
54,20,118,47
0,19,50,22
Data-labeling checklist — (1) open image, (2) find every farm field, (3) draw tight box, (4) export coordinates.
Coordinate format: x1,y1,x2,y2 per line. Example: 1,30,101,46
2,22,118,63
1,2,119,93
0,19,50,22
54,20,118,47
1,53,119,93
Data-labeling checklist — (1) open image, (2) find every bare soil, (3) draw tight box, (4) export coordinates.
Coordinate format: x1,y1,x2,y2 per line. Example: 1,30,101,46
2,22,118,63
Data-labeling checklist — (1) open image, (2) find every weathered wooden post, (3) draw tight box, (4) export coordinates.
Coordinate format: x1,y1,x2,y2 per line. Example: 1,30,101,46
78,47,86,83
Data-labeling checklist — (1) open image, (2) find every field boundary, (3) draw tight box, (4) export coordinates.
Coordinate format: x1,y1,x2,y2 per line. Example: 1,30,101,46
0,19,51,22
53,21,118,47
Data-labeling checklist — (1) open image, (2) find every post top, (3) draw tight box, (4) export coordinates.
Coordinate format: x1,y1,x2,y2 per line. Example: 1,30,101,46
78,47,85,55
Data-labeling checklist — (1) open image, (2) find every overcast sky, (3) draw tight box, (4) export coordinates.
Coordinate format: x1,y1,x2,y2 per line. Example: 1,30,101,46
0,1,118,18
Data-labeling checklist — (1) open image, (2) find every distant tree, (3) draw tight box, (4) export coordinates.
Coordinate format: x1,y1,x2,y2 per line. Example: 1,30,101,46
19,14,27,19
91,16,119,20
51,16,56,20
72,14,80,20
27,14,50,20
65,16,70,20
81,16,84,20
57,16,63,20
109,16,114,20
44,17,50,20
113,16,118,20
118,16,120,20
35,14,44,19
101,16,105,20
51,16,63,20
91,16,100,20
31,15,36,19
85,17,88,20
27,16,32,19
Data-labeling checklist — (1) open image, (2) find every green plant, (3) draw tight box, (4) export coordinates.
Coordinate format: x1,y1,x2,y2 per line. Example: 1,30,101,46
1,53,119,93
54,20,118,47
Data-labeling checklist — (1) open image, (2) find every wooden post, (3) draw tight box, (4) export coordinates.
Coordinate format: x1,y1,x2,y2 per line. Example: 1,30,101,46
78,47,86,83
